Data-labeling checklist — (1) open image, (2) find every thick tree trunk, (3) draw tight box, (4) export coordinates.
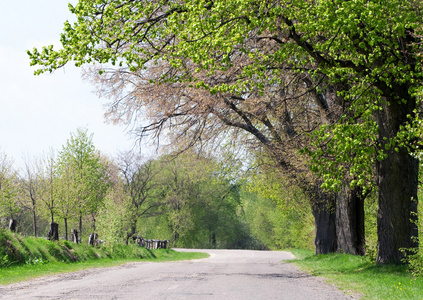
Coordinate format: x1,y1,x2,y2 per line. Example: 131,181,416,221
311,194,337,254
376,147,418,263
335,185,366,255
375,87,419,264
308,182,366,255
48,222,59,241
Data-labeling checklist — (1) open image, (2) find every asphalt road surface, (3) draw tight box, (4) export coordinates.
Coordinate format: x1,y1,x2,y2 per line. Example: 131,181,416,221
0,249,357,299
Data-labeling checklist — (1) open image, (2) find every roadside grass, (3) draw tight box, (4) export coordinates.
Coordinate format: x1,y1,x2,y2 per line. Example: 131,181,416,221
0,230,208,285
289,249,423,300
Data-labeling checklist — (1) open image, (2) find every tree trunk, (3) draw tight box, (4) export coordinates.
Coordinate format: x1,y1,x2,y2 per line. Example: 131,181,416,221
210,233,216,248
173,225,180,245
335,185,366,255
125,225,137,245
311,195,337,254
79,215,83,243
375,87,419,264
308,182,366,255
48,222,59,241
32,210,37,236
376,147,418,264
64,218,68,241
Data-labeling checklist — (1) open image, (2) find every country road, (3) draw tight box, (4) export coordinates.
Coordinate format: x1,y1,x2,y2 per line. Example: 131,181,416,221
0,249,357,299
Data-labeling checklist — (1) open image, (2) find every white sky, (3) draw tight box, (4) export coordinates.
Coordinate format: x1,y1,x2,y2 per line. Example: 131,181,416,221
0,0,144,169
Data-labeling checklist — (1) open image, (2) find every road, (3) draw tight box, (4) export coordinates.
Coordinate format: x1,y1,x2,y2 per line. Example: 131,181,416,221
0,249,357,299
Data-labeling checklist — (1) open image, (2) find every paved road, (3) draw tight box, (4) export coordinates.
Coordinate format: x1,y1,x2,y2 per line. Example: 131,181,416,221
0,249,356,299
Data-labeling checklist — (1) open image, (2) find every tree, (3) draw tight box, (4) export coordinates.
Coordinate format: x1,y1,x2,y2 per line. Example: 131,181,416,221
57,128,110,240
148,151,244,248
36,150,58,226
0,153,19,228
246,165,316,250
55,162,78,240
20,157,42,236
28,0,423,263
96,161,132,250
117,151,163,242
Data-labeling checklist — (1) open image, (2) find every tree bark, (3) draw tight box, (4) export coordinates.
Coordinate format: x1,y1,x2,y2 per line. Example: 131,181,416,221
311,193,337,254
64,218,68,241
375,87,419,264
48,222,59,241
307,182,366,255
335,185,366,255
125,225,137,245
32,210,37,236
79,215,82,243
376,147,418,263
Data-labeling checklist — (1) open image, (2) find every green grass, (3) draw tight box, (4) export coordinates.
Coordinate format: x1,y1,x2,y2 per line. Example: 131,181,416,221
0,229,208,285
289,249,423,300
0,252,208,285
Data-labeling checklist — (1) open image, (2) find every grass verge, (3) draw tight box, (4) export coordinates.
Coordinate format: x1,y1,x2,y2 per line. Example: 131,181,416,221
289,249,423,300
0,230,208,285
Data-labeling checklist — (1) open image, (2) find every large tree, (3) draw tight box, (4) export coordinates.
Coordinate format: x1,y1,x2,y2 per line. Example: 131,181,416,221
29,0,423,263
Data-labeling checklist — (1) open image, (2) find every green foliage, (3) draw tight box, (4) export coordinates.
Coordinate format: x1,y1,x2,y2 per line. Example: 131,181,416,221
0,254,10,268
25,257,48,266
400,181,423,276
0,153,19,219
139,151,256,249
245,169,315,250
57,128,111,229
364,192,378,262
243,191,314,250
27,0,423,192
96,181,132,251
36,150,59,223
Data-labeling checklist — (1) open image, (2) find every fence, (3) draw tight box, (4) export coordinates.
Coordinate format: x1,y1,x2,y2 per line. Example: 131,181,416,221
135,237,169,249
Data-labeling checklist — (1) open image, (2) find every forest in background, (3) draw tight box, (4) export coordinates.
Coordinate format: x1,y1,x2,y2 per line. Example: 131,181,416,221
5,126,422,268
0,128,316,251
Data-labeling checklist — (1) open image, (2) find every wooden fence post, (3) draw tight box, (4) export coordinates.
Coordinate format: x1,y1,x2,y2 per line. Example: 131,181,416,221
70,229,79,244
9,219,17,232
88,233,98,246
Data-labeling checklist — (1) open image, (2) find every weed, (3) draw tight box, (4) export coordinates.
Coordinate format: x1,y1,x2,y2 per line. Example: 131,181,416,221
0,254,10,268
25,257,48,266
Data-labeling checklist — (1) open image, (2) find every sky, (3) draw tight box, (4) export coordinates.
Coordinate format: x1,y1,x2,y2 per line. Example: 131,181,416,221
0,0,143,169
